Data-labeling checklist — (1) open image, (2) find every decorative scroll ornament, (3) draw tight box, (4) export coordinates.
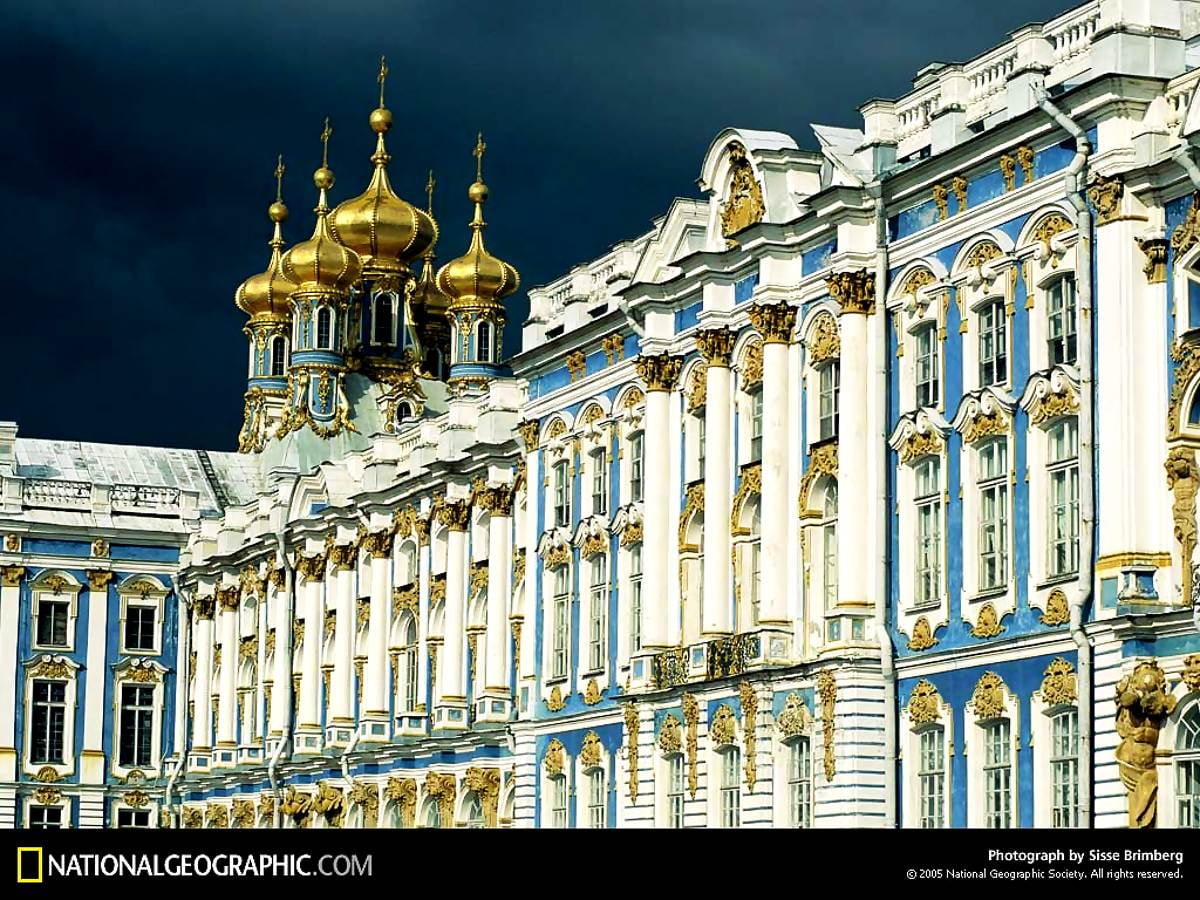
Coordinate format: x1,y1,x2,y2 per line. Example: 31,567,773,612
348,781,380,828
476,484,516,517
1166,446,1200,609
1,565,25,587
258,793,275,818
3,533,19,552
546,685,566,712
999,154,1016,191
719,141,766,243
42,574,69,594
634,352,683,392
91,539,109,558
383,777,417,828
686,363,708,413
423,772,456,825
543,542,570,570
961,409,1009,445
730,464,761,532
748,301,797,344
776,692,812,739
806,312,840,364
739,340,763,389
932,183,949,220
182,807,202,829
465,767,501,827
797,441,838,519
710,703,737,746
964,240,1002,271
971,671,1008,721
1115,661,1176,828
678,482,705,549
970,603,1006,639
899,428,943,465
239,565,265,599
1172,192,1200,257
1026,382,1079,426
34,786,61,806
545,418,568,442
826,269,875,315
580,531,607,561
312,781,345,828
1031,212,1073,257
295,551,328,583
34,767,61,784
1016,145,1035,181
658,713,683,753
438,499,471,532
1041,589,1070,626
907,680,942,726
695,326,736,366
1041,658,1078,706
1181,654,1200,691
230,798,254,828
739,681,759,791
429,575,446,606
1169,339,1200,438
206,803,229,829
583,678,602,706
620,520,643,548
623,702,640,803
566,350,587,382
580,730,603,770
541,739,566,780
1137,236,1168,284
681,693,699,797
816,670,837,780
30,657,72,680
951,175,968,211
1087,173,1124,225
601,332,625,364
516,419,541,451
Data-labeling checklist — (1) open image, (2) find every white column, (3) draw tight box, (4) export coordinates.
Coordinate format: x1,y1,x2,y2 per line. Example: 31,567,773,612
634,353,683,650
750,303,798,625
0,567,19,826
268,569,291,737
295,553,325,740
328,545,356,727
517,424,540,685
216,586,239,749
417,535,432,709
436,499,470,729
174,592,191,757
80,570,112,783
190,598,214,755
484,488,514,695
253,584,267,745
697,328,736,635
362,529,393,729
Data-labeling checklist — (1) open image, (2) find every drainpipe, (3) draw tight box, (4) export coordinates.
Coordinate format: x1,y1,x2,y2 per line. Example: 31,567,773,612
267,528,296,829
867,179,898,827
340,729,360,784
1174,148,1200,630
1036,85,1094,828
163,586,192,828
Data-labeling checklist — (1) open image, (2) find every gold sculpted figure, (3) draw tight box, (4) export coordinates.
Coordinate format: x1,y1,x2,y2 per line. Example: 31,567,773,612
1114,661,1176,828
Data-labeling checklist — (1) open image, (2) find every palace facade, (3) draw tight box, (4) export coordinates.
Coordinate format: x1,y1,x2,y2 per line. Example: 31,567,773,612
4,0,1200,829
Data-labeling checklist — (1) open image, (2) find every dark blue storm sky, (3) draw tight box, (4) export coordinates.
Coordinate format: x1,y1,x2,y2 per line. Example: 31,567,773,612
3,0,1071,451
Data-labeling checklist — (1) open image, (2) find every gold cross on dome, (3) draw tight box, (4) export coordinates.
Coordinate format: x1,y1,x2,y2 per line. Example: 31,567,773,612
474,132,486,182
377,55,389,106
320,117,332,167
274,154,285,202
426,169,436,213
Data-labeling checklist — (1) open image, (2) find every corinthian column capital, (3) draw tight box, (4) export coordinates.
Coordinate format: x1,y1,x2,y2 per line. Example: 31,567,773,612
747,302,797,344
695,327,737,366
827,269,876,316
635,352,684,392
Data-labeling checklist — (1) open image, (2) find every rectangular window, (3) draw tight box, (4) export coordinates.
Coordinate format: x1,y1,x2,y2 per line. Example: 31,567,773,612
914,457,942,608
668,754,685,827
29,806,62,829
553,461,571,528
749,540,762,625
36,598,70,648
1048,419,1080,577
588,769,606,828
818,362,840,440
1179,759,1200,828
1047,276,1078,366
551,776,567,828
749,391,764,462
918,728,945,828
984,720,1012,828
1051,709,1080,828
403,646,418,712
117,808,151,828
588,555,607,672
119,684,155,768
629,433,644,503
551,567,569,679
978,440,1009,592
978,299,1008,387
697,415,707,479
915,324,940,409
124,604,157,653
790,739,812,828
31,679,66,764
721,749,741,827
629,547,643,653
591,448,608,516
1190,277,1200,331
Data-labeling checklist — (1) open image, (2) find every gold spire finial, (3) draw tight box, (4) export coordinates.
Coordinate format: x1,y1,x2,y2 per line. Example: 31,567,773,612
474,132,486,183
426,170,436,213
274,155,285,203
320,117,332,168
269,155,288,225
378,55,389,107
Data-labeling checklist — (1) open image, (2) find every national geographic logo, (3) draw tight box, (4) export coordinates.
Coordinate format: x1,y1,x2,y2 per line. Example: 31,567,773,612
17,847,43,884
14,850,371,881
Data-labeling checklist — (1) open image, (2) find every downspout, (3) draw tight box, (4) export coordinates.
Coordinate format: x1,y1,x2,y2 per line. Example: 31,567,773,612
267,527,296,829
868,179,897,827
164,586,192,828
1036,86,1094,828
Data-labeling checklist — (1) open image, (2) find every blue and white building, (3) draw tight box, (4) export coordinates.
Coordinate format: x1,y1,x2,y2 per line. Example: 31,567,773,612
4,0,1200,829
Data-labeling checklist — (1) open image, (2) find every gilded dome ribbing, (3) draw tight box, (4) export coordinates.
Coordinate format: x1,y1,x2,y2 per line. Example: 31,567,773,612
235,156,297,321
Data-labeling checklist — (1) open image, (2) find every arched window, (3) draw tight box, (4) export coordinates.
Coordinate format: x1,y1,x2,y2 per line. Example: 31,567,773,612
552,461,571,527
270,336,288,376
821,482,838,611
477,321,492,363
373,294,394,345
421,798,442,829
983,719,1013,828
465,794,485,828
398,615,418,713
749,389,764,462
316,307,333,350
1047,418,1080,577
683,512,704,643
549,774,568,828
590,447,608,517
1189,390,1200,428
917,725,945,828
424,347,443,380
788,737,813,828
1177,703,1200,827
397,401,413,423
719,747,741,827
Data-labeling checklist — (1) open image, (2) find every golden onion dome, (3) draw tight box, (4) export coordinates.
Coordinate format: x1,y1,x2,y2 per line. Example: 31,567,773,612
329,57,437,275
235,156,297,320
436,135,520,308
281,119,362,294
410,171,451,318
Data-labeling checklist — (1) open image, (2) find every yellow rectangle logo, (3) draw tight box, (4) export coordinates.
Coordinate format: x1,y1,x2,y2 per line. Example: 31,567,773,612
17,847,42,884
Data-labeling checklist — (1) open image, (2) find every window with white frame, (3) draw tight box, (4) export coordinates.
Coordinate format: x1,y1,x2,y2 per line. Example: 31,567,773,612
550,566,569,680
978,299,1008,387
553,460,571,527
477,321,493,363
667,753,685,827
549,775,568,828
977,439,1009,592
122,601,158,654
1050,708,1079,827
629,546,643,653
270,336,288,376
749,389,764,462
316,307,333,350
1047,276,1077,366
818,362,840,441
465,794,485,828
720,748,741,827
590,447,608,516
587,554,607,673
822,482,838,611
697,413,706,478
788,738,813,828
914,457,942,608
117,808,151,828
1047,418,1080,577
983,719,1013,828
373,294,394,345
918,726,945,828
31,680,67,764
398,615,419,712
1176,703,1200,828
29,806,62,829
915,323,939,409
747,501,762,626
629,432,644,503
118,684,155,768
35,596,71,649
586,768,606,828
1187,259,1200,331
422,798,442,829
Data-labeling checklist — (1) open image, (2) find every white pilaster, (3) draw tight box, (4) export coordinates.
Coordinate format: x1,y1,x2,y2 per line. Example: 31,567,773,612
80,570,112,784
698,328,736,636
361,528,394,742
436,502,470,729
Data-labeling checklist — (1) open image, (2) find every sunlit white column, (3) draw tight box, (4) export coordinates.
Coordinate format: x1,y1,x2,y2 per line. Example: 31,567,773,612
189,597,214,762
214,584,240,762
361,528,394,741
479,485,514,720
294,550,326,752
436,499,471,730
327,542,357,741
697,327,736,636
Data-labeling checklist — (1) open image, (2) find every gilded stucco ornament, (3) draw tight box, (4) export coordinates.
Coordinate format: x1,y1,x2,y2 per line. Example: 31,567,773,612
383,777,417,828
512,547,526,585
583,678,602,705
356,598,370,630
620,520,643,548
816,670,837,780
719,141,766,244
695,326,736,366
1,565,25,587
258,793,274,818
961,409,1009,445
580,730,604,770
580,530,607,561
730,463,761,531
907,680,942,726
546,685,566,712
465,767,501,827
231,799,254,828
312,781,345,828
1087,173,1124,225
1166,446,1199,608
1137,236,1168,284
429,575,446,606
86,569,114,591
748,302,798,344
623,702,640,802
635,352,683,392
682,693,699,797
658,713,683,753
970,603,1006,639
1040,589,1070,626
1173,192,1200,257
206,803,229,829
951,175,968,211
30,657,72,680
34,787,61,806
437,499,471,532
543,738,566,777
797,442,838,519
566,349,587,382
971,671,1008,721
182,807,202,829
1031,212,1073,261
932,183,949,220
739,681,759,791
1180,654,1200,691
805,312,840,364
678,482,705,549
1024,374,1079,426
686,364,708,413
827,269,875,316
1041,658,1078,706
91,539,109,558
424,772,457,825
3,533,19,552
899,427,944,465
776,692,812,739
543,541,570,570
392,584,418,617
516,419,541,451
739,340,763,390
470,561,489,596
348,781,379,828
122,789,147,808
601,333,625,364
1115,661,1176,828
999,154,1017,191
1168,339,1200,438
710,703,737,746
1016,145,1035,182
